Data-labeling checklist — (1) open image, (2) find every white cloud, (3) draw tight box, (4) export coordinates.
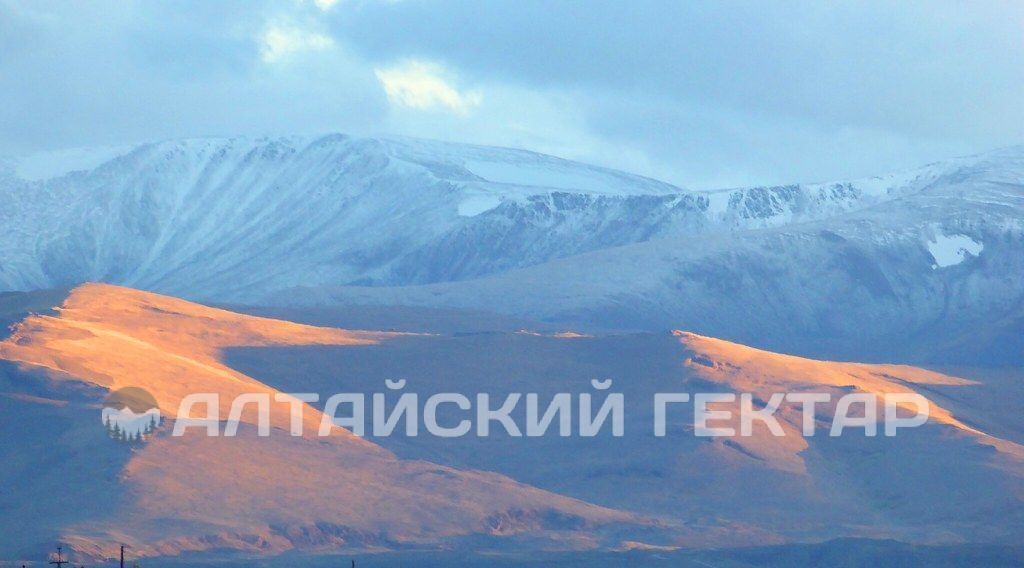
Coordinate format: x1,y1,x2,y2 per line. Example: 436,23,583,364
313,0,402,12
259,24,334,63
313,0,339,10
374,60,481,115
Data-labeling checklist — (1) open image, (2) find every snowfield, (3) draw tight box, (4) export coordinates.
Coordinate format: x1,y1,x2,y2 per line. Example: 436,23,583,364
927,232,985,268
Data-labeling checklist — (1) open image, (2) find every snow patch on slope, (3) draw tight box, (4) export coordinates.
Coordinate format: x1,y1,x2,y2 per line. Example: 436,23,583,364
704,190,733,217
928,233,984,268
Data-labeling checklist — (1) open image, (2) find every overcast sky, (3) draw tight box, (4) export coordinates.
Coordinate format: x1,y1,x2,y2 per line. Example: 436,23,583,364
2,0,1022,189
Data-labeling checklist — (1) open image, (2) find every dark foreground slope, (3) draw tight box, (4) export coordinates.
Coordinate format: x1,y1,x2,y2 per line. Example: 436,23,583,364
0,285,646,563
2,284,1022,565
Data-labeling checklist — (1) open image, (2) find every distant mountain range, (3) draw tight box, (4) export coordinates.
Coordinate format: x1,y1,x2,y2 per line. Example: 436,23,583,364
1,135,1022,363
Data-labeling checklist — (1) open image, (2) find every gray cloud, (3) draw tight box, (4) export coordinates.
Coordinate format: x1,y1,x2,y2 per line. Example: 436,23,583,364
2,0,1022,188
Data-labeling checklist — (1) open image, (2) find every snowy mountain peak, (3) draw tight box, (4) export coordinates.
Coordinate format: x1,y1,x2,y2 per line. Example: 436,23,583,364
4,133,686,196
1,134,1022,308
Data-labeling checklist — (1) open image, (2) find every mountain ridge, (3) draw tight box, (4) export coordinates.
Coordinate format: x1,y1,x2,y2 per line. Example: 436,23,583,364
0,132,978,295
1,134,1022,364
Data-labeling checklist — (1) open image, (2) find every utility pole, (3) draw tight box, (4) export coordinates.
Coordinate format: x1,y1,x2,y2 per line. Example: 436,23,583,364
48,546,69,568
120,544,126,568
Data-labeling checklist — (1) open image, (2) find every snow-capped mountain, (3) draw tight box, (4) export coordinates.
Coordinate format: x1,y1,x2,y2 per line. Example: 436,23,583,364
284,144,1024,363
2,135,1022,363
0,134,683,296
0,134,944,295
